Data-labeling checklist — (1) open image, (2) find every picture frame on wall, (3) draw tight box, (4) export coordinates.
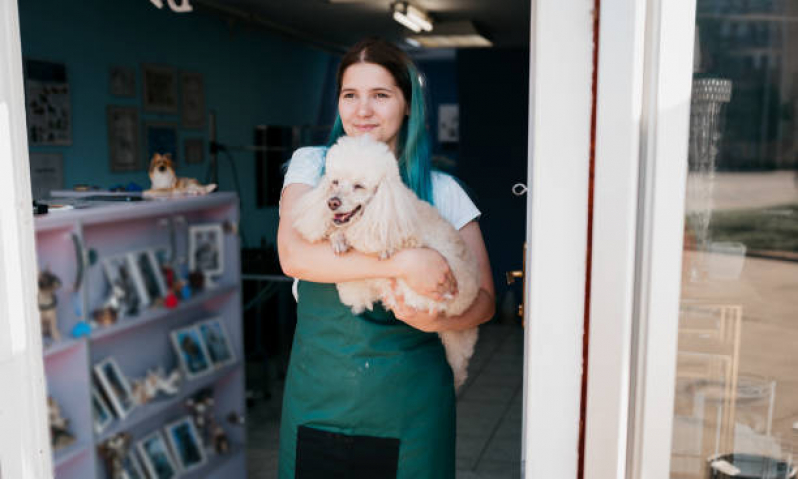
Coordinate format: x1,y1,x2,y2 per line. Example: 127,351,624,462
109,66,136,97
184,138,204,164
188,223,224,279
137,430,179,479
107,106,141,172
93,357,136,419
180,71,205,129
102,253,145,317
198,317,236,368
24,59,72,145
142,64,178,113
170,325,213,380
144,121,178,165
164,416,207,472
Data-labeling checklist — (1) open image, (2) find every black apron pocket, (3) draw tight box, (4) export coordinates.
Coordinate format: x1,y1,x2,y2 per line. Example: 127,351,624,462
296,425,400,479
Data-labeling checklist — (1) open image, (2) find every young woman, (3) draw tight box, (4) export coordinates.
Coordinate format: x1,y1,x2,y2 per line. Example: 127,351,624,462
277,38,495,478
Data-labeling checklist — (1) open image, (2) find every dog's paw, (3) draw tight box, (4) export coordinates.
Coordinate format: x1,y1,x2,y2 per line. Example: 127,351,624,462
330,232,350,255
378,249,394,260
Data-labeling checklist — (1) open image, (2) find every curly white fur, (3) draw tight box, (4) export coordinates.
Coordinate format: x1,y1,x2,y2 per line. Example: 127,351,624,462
292,135,480,390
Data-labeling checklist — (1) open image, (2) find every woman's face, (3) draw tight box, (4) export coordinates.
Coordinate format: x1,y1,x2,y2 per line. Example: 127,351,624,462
338,62,408,153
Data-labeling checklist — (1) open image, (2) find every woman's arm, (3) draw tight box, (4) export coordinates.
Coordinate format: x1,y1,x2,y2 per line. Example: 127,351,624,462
278,183,456,299
389,221,496,332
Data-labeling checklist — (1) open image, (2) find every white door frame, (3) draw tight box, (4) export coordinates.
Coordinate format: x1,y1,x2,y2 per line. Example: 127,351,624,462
0,0,55,478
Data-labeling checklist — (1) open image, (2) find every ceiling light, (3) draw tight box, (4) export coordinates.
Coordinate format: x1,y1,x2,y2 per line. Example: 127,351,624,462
392,2,433,33
407,21,492,48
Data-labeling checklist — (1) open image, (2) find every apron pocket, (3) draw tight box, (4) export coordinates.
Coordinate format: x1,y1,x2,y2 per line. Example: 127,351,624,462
296,425,400,479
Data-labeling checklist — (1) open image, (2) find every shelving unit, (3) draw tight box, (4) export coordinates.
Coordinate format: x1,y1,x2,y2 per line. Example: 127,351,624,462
35,193,246,479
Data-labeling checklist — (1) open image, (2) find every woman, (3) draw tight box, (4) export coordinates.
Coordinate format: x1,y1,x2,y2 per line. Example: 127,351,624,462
277,37,495,478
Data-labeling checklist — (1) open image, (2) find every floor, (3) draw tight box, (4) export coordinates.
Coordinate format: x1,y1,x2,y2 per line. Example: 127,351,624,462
245,322,524,478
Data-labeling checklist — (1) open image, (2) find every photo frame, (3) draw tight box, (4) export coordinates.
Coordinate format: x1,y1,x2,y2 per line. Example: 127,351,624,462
109,66,135,97
91,386,113,434
28,152,63,200
188,223,224,278
198,317,236,368
184,138,204,164
142,64,178,113
24,59,72,145
170,325,213,380
93,357,136,419
145,121,179,165
131,249,168,305
102,253,146,317
121,451,146,479
107,106,141,172
180,71,205,129
137,430,179,479
164,416,207,472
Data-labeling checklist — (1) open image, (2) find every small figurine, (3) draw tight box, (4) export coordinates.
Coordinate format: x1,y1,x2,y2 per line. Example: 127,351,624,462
131,367,182,404
144,153,217,198
48,396,76,450
185,389,229,453
98,432,132,479
38,270,62,342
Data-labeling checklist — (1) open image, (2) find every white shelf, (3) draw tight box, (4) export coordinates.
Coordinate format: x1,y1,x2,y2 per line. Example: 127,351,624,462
44,337,84,360
53,441,91,469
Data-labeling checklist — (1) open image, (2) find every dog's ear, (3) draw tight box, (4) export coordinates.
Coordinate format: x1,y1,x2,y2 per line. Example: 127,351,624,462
349,172,419,255
291,178,333,242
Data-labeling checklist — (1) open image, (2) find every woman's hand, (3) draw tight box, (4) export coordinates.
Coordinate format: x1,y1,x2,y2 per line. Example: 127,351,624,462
387,281,448,333
388,248,457,301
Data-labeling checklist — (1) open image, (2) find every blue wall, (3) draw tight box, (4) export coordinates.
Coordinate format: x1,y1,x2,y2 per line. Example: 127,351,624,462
19,0,333,246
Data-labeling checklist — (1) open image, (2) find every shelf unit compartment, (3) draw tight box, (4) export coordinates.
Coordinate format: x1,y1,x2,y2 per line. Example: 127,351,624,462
35,226,82,344
54,446,95,479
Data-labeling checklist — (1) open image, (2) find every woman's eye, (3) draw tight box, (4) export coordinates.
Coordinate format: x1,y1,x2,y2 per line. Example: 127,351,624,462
341,93,355,99
354,184,364,190
375,93,389,99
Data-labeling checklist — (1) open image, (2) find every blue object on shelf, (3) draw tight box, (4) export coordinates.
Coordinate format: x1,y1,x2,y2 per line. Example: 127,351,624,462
182,284,192,300
71,321,91,338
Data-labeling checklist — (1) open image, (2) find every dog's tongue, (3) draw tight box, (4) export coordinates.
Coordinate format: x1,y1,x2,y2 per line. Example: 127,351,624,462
334,213,347,221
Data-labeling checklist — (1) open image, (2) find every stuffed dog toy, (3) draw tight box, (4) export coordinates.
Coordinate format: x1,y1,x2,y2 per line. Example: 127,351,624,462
38,270,62,342
144,153,217,198
292,135,480,389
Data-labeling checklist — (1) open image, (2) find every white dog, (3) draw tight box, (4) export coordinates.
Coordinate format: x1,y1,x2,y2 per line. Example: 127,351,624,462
292,135,480,389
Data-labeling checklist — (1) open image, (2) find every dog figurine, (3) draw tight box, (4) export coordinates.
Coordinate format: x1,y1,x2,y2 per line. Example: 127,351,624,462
48,396,75,450
143,153,217,198
38,270,62,342
292,135,480,389
131,367,181,404
98,432,132,479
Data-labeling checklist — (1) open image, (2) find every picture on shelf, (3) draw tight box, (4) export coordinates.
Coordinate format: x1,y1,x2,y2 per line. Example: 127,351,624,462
121,451,146,479
132,249,168,305
171,325,213,380
198,318,236,368
165,416,207,472
94,357,136,419
137,430,179,479
102,253,145,317
188,223,224,279
91,386,114,434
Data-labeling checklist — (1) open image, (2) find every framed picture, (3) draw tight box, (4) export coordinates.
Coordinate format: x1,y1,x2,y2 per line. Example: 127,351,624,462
121,451,146,479
93,357,136,419
164,416,207,472
188,224,224,277
145,121,178,165
170,325,213,380
109,66,135,97
198,317,236,368
24,59,72,145
102,253,147,316
142,64,178,113
91,386,113,434
184,138,204,164
131,249,168,305
137,430,179,479
107,106,141,172
180,71,205,129
28,152,63,200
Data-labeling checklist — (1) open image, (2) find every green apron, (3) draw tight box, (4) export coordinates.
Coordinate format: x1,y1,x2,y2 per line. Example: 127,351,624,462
278,280,455,478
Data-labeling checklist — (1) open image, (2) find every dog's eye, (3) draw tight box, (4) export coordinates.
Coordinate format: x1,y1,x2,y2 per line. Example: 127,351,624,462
354,184,364,190
332,180,339,186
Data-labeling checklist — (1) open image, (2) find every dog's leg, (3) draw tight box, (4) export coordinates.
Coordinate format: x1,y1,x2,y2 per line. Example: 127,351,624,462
329,230,350,255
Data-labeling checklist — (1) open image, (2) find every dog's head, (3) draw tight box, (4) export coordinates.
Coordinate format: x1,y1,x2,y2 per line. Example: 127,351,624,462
148,153,177,189
38,270,61,292
322,135,400,227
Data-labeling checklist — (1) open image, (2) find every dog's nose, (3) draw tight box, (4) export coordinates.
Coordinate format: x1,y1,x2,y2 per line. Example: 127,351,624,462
158,166,166,172
327,197,342,211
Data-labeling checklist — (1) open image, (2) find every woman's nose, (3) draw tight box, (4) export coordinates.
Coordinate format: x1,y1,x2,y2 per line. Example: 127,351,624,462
357,99,372,116
327,197,342,211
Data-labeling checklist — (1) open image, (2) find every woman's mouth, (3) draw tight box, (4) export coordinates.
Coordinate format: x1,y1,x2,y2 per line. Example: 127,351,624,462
355,124,377,132
333,205,362,225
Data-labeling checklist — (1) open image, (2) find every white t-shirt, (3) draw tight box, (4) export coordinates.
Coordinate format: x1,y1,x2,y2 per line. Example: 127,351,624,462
282,146,481,229
282,146,481,301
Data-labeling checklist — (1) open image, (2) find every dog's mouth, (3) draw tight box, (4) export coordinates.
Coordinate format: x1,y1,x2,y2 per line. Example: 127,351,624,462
332,205,362,225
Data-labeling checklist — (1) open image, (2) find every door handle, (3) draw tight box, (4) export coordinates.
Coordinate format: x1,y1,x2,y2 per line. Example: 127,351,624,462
506,270,523,285
505,243,527,320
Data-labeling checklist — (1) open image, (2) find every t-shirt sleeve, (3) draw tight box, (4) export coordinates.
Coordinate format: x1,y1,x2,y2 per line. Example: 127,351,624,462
282,147,326,190
432,173,481,230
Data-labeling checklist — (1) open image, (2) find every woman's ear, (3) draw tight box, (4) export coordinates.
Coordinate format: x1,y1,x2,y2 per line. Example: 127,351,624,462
291,178,334,242
350,172,419,256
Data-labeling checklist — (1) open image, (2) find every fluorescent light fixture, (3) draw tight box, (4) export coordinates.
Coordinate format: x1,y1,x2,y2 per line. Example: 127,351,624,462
407,21,492,48
392,2,432,33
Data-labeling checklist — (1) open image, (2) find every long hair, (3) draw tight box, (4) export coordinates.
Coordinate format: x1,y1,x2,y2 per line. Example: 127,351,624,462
327,38,433,204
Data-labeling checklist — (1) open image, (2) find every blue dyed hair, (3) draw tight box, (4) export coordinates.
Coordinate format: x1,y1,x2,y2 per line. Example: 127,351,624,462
327,38,433,204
